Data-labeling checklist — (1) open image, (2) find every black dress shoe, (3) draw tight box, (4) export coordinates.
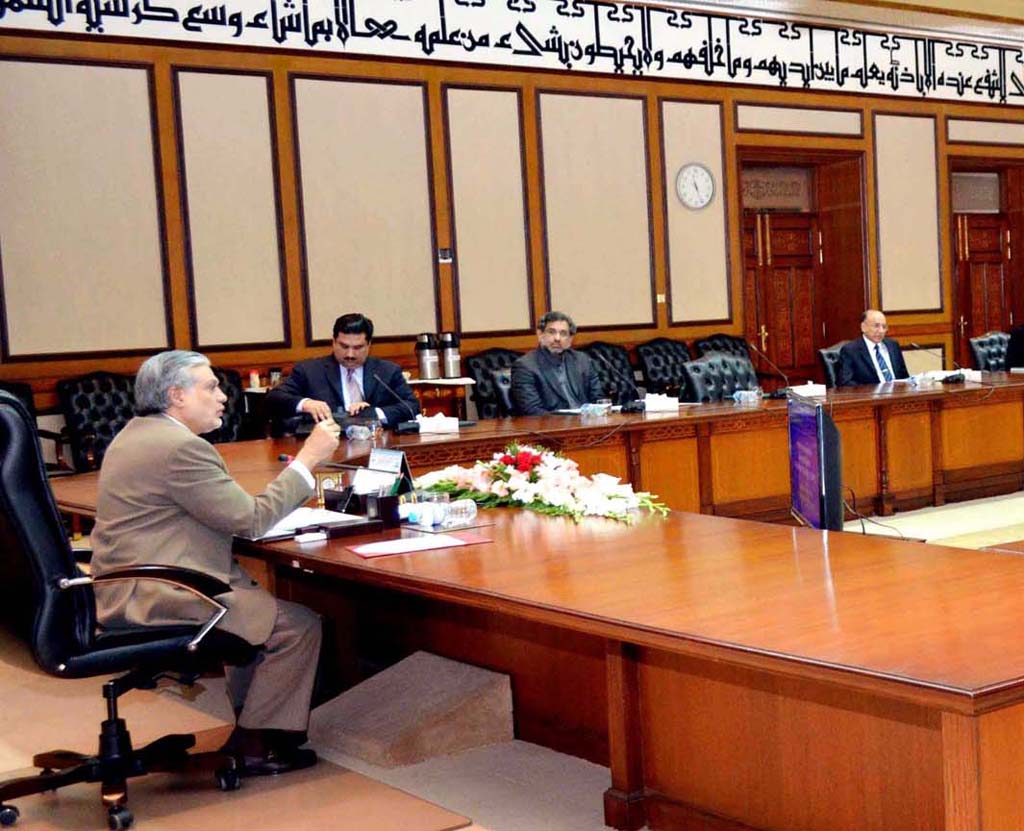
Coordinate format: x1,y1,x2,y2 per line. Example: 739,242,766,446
238,747,318,777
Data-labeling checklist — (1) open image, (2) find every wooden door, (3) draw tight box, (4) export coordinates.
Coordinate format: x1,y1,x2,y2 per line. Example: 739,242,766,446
953,213,1011,368
743,211,821,386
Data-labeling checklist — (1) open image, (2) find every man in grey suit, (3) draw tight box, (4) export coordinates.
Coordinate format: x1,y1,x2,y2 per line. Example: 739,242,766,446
512,311,605,415
91,351,340,776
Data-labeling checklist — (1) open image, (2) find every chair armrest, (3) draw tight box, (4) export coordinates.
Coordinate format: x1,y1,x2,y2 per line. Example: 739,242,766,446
89,565,231,599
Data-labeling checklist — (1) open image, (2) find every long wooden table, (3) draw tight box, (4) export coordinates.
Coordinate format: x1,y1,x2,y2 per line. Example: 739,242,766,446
51,373,1024,522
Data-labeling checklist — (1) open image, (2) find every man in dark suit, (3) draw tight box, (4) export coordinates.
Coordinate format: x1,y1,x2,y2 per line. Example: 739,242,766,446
267,313,419,427
512,311,605,415
92,350,341,776
838,309,910,386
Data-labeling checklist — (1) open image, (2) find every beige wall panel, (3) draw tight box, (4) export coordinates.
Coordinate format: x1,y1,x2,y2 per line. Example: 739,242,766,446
874,115,941,312
178,71,284,347
948,119,1024,146
736,104,861,136
662,101,729,322
0,61,166,356
904,347,943,374
540,94,653,327
294,78,435,339
446,88,531,333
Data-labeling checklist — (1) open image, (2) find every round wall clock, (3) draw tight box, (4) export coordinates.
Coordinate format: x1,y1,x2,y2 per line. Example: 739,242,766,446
675,163,715,210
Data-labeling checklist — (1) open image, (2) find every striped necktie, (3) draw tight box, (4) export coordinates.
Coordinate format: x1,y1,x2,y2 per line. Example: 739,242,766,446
346,368,364,404
874,344,893,382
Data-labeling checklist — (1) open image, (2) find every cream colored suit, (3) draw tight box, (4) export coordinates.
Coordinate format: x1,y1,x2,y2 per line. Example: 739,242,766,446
91,414,321,730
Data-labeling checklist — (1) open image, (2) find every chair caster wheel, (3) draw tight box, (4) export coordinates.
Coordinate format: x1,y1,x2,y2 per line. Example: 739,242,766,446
107,806,133,830
0,804,19,827
216,766,242,791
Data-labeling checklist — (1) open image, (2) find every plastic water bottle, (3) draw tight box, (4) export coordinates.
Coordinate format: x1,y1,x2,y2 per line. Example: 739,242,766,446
442,499,478,528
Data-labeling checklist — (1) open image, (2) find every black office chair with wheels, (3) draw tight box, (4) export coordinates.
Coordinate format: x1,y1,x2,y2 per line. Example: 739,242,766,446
818,341,849,389
969,331,1010,372
202,368,245,444
0,390,259,830
56,372,135,472
636,338,691,395
465,348,522,419
580,341,641,404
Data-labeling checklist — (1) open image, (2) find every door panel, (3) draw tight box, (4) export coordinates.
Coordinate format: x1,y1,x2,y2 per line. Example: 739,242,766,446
954,213,1010,367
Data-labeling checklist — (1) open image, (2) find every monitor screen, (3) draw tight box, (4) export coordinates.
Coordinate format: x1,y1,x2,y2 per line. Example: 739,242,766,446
788,394,844,531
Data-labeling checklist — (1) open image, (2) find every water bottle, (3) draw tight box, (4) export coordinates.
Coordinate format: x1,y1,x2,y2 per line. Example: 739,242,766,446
442,498,478,528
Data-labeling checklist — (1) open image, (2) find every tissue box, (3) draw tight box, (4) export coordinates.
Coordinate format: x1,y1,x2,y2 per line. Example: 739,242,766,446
643,393,680,413
789,382,827,398
417,414,460,434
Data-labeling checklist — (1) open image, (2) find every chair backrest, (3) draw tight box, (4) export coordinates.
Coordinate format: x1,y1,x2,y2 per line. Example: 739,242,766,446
818,340,849,389
692,333,750,360
969,331,1009,372
635,338,691,394
0,391,90,671
56,371,135,471
490,369,514,417
580,341,638,404
203,367,245,444
465,348,522,419
681,354,760,403
0,380,38,419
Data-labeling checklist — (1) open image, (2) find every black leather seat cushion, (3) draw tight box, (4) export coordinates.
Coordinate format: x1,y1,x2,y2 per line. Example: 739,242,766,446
818,341,849,389
465,348,522,419
681,354,760,403
636,338,690,394
970,331,1009,372
56,371,135,471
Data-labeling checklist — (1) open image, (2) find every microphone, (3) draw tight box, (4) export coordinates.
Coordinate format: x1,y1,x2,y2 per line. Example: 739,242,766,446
588,351,645,413
908,343,964,383
371,371,421,434
746,342,790,399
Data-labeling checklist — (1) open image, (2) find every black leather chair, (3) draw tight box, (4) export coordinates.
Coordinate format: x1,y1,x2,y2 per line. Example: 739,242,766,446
680,354,760,403
490,369,515,417
0,390,256,829
969,331,1010,372
0,381,72,475
465,348,522,420
636,338,691,395
202,368,245,444
692,333,750,360
56,372,135,471
818,341,849,389
580,341,640,404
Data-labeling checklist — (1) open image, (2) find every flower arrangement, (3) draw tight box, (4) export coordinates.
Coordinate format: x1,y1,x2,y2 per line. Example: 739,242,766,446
414,443,668,523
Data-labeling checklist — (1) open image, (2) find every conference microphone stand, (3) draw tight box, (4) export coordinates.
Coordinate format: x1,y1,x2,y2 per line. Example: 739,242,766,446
908,342,966,384
589,350,645,413
372,371,422,434
746,342,790,399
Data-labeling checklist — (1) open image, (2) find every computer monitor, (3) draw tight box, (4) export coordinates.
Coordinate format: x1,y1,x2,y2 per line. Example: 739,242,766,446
788,393,844,531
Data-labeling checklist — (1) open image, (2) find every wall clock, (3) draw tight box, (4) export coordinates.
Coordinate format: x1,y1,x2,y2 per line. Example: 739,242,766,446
675,163,715,210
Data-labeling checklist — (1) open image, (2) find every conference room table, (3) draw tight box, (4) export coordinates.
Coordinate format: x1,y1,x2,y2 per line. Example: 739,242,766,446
51,371,1024,523
46,377,1024,831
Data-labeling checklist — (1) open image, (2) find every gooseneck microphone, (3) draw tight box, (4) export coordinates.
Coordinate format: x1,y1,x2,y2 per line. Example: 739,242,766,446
588,350,645,413
908,343,965,384
746,342,790,399
371,371,421,434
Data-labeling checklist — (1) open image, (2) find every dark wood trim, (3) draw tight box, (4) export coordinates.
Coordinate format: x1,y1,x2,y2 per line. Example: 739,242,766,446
733,100,865,139
604,641,647,831
872,111,944,316
171,67,292,353
535,87,657,330
441,83,535,338
644,790,761,831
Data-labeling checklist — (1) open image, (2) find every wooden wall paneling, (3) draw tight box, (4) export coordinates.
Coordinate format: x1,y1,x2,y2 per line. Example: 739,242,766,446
977,702,1024,831
521,83,546,328
426,76,455,333
645,94,669,330
604,641,647,831
833,406,878,512
941,712,982,831
173,68,289,350
0,58,173,359
883,404,935,500
941,399,1024,471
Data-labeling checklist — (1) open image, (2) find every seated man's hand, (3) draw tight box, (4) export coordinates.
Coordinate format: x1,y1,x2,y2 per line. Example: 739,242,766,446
295,417,341,470
300,399,333,422
346,401,371,416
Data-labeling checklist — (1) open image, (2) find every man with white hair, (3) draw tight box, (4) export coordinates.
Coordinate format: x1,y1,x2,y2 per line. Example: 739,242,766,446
91,350,340,776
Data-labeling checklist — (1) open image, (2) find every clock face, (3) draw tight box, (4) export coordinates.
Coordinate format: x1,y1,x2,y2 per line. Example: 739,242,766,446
675,163,715,210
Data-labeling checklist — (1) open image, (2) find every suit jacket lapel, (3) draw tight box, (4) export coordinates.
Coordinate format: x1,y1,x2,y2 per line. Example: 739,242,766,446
361,358,377,405
322,357,344,409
